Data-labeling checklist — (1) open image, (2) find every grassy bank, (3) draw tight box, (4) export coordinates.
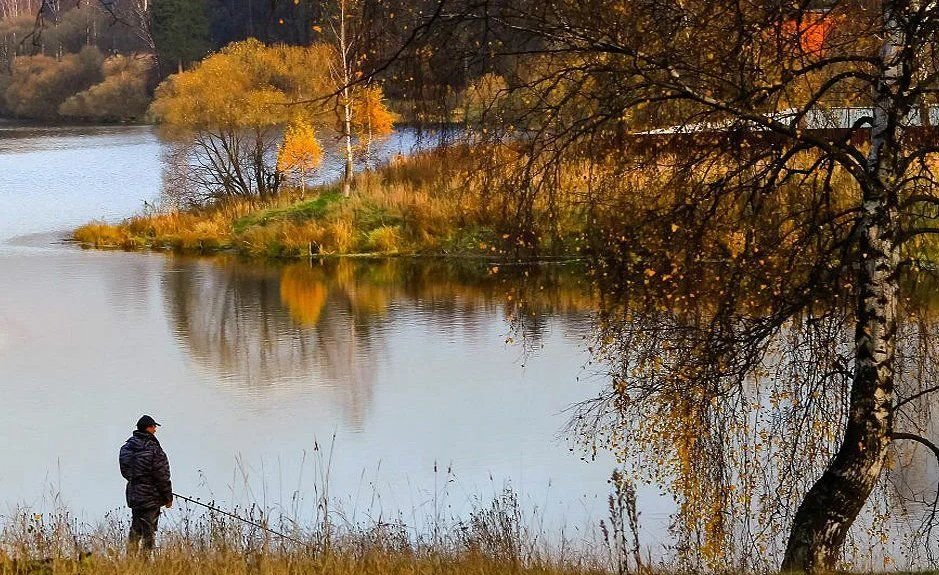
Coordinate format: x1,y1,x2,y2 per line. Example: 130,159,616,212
0,492,613,575
0,552,605,575
0,533,605,575
73,149,584,259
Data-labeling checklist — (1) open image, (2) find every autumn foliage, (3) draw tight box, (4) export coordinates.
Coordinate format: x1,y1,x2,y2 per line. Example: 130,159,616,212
277,119,324,192
149,39,395,202
352,85,396,164
150,39,333,131
58,54,152,121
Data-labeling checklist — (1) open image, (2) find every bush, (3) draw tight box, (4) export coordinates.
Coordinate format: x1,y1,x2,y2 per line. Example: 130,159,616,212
4,46,104,120
59,55,153,121
366,225,403,253
329,220,356,254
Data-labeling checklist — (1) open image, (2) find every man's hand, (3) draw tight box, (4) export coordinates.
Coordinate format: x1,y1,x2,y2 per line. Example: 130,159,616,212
165,498,173,509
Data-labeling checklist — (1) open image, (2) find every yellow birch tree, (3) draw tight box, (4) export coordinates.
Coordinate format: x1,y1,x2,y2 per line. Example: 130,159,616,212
277,119,324,197
352,85,395,169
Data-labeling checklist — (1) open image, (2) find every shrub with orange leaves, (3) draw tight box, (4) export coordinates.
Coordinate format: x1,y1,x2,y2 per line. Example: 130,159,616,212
277,119,324,193
352,85,396,138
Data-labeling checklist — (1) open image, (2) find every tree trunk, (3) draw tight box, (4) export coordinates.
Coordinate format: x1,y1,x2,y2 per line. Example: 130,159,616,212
364,109,373,170
781,3,903,571
337,0,355,198
342,94,354,197
780,193,898,571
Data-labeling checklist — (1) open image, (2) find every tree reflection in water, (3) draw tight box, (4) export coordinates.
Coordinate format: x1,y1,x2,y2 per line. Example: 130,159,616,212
571,269,939,570
162,256,595,429
160,252,939,568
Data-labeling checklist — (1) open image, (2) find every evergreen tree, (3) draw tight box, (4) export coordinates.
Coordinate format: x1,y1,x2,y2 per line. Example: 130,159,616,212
150,0,210,76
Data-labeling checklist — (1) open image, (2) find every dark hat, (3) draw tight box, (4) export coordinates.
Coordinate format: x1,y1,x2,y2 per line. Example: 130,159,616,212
136,415,161,430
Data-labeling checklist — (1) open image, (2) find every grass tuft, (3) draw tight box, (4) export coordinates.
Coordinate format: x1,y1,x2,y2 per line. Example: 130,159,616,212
72,221,135,250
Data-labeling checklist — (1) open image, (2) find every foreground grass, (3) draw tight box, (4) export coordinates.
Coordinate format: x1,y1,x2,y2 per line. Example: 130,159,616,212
0,549,605,575
73,148,585,259
0,490,613,575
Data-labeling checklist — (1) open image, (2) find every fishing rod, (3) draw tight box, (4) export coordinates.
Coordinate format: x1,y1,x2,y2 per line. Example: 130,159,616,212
171,492,306,546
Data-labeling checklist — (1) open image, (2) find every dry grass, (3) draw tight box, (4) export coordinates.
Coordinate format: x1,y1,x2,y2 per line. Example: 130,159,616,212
71,147,587,259
0,433,634,575
0,488,611,575
0,548,605,575
72,222,135,250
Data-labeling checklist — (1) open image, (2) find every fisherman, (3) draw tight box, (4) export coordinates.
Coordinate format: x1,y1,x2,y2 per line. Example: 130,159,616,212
119,415,173,553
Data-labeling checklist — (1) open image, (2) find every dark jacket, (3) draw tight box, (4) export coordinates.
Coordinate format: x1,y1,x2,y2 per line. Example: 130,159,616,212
119,430,172,509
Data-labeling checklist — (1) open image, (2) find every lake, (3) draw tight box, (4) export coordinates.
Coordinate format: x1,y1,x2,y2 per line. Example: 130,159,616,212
5,124,939,571
0,125,674,553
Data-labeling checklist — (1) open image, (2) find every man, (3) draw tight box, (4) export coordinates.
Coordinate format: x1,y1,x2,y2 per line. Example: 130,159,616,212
119,415,173,553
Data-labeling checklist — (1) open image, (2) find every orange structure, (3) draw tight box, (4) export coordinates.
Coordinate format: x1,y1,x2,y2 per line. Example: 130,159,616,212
780,11,836,56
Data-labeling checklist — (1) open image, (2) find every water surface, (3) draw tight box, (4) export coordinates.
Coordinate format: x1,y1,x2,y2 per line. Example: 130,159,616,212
14,125,932,569
0,125,671,549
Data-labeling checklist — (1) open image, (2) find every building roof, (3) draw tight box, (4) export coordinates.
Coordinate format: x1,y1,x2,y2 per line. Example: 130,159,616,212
635,107,939,136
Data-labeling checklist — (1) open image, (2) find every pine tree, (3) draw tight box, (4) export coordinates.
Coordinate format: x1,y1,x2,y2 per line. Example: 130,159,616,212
150,0,211,76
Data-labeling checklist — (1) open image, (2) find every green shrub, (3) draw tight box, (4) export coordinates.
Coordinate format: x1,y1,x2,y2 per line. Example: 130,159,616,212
366,225,403,253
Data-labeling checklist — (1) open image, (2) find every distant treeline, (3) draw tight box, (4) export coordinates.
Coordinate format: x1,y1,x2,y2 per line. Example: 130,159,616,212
0,0,529,123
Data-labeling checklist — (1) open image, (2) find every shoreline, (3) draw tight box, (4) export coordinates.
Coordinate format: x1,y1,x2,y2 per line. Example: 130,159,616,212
71,148,586,263
0,117,153,129
66,236,585,264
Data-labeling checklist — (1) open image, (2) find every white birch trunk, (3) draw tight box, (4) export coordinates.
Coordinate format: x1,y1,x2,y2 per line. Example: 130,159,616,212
781,3,904,571
339,0,355,198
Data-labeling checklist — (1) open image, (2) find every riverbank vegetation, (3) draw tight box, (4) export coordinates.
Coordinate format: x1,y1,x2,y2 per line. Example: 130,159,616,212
73,146,586,258
0,46,151,122
0,486,618,575
0,0,481,123
0,4,153,122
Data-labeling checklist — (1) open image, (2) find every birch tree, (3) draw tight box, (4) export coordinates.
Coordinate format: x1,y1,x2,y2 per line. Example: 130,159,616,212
327,0,358,197
432,0,939,570
316,0,396,195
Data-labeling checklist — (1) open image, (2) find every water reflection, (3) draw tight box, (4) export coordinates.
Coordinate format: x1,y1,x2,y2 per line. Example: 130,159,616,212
0,124,621,555
571,263,939,570
0,123,156,153
163,257,595,428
